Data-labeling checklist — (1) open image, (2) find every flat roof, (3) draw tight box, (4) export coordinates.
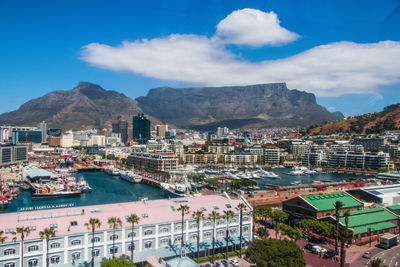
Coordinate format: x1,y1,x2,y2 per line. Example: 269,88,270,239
339,207,398,235
387,204,400,215
0,195,248,241
302,192,363,212
361,184,400,199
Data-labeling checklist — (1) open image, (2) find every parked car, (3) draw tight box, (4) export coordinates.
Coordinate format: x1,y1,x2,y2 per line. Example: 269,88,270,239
362,252,372,259
204,264,212,267
230,259,239,267
312,245,327,254
304,244,313,251
221,259,231,267
323,250,336,258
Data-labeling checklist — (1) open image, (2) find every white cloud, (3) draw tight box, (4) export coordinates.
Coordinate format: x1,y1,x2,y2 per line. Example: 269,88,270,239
215,9,299,46
81,9,400,97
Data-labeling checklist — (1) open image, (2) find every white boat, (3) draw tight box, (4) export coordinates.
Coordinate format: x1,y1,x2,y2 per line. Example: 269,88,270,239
264,171,280,179
120,171,142,183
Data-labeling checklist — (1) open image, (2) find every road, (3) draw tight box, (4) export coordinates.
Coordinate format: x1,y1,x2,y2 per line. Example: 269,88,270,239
351,245,400,267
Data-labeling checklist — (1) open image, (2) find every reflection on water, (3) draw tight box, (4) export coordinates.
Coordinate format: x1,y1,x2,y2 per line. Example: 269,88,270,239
2,171,166,213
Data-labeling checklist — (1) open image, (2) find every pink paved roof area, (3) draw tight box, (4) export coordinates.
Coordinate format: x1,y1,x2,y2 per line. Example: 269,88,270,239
0,195,246,241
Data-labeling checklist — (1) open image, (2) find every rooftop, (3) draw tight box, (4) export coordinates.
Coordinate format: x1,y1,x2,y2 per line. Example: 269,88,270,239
339,207,398,235
387,204,400,215
361,184,400,198
0,194,248,241
302,192,363,212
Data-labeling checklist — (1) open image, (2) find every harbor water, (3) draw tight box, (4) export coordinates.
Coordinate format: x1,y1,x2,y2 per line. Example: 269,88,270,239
1,172,166,213
254,168,370,188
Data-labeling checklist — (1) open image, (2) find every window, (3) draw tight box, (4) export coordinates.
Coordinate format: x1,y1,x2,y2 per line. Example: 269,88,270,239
144,241,152,249
4,249,16,255
109,246,118,254
28,245,39,252
92,237,101,243
160,227,169,234
128,244,135,251
204,232,212,240
190,223,198,229
160,238,169,247
243,216,249,222
50,255,60,264
230,228,237,235
72,252,80,260
70,221,78,226
144,230,153,236
217,230,225,237
175,225,182,231
174,236,182,244
50,224,58,229
5,229,14,234
110,234,118,241
203,221,212,227
128,232,136,238
92,249,100,257
4,263,15,267
190,234,198,241
225,204,232,208
50,242,61,249
71,239,81,246
29,226,36,231
28,259,39,267
243,226,249,233
141,213,148,218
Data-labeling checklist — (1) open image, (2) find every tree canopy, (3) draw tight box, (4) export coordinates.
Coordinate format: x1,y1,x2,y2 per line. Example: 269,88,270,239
101,257,136,267
300,219,336,237
246,239,306,267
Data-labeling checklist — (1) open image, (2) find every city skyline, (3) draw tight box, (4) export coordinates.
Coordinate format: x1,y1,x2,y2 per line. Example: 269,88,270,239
1,0,400,117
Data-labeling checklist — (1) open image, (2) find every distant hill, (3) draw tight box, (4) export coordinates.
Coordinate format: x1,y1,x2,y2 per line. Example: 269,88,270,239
302,103,400,135
0,82,342,131
136,83,341,130
0,82,158,130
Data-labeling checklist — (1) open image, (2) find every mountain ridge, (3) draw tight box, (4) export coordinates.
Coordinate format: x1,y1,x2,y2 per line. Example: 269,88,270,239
0,82,341,131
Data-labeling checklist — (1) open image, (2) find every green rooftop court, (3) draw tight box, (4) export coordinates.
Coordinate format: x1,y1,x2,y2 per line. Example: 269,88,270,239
302,192,364,211
387,204,400,215
339,207,398,235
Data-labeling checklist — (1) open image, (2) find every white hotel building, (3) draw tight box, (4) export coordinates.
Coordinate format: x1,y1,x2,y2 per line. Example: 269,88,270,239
0,195,252,267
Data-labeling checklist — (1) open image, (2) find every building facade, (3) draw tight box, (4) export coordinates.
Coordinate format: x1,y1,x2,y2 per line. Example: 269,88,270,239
112,120,128,143
128,152,179,171
0,195,252,266
132,114,150,144
0,145,28,167
183,152,218,165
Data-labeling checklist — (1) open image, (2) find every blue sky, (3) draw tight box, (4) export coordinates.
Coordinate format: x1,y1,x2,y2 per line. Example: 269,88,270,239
1,0,400,116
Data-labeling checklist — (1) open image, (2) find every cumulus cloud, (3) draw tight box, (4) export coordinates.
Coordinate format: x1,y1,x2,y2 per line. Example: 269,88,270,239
81,9,400,97
215,9,299,46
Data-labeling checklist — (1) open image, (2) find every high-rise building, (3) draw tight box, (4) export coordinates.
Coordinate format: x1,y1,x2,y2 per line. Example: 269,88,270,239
155,124,168,138
37,121,47,143
12,130,42,144
132,113,150,144
112,120,128,143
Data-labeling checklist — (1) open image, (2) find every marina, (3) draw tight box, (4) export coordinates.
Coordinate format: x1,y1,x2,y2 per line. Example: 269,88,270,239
0,171,166,213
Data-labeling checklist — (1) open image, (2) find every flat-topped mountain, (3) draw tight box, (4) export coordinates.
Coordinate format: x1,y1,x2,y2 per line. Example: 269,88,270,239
0,82,341,130
136,83,340,130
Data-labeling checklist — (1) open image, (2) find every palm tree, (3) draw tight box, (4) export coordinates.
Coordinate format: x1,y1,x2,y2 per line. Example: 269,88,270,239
334,200,344,254
12,226,30,267
343,210,351,230
250,209,259,243
208,211,220,264
85,218,101,267
0,230,7,244
223,210,235,259
236,203,247,258
108,217,122,258
369,257,388,267
126,214,140,263
177,204,190,248
39,227,57,267
192,210,205,263
338,229,352,267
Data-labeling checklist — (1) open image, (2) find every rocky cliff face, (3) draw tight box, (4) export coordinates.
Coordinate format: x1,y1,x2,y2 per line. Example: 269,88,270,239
0,82,341,131
0,82,149,130
136,83,340,130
